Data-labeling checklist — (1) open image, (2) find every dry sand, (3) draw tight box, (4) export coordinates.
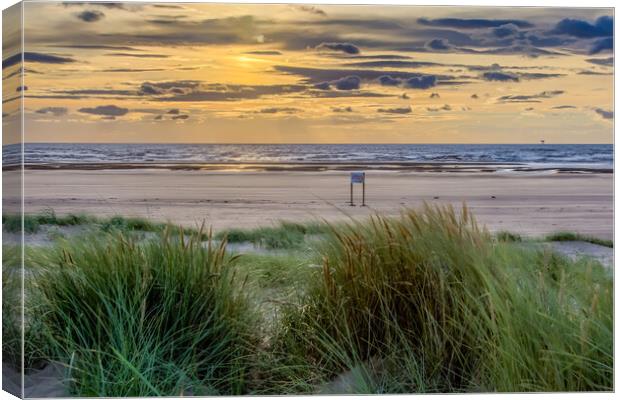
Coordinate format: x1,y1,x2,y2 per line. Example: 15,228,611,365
4,169,613,239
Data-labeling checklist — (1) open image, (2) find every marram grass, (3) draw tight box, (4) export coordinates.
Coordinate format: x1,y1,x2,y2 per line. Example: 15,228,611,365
3,205,613,395
30,227,256,396
275,204,613,392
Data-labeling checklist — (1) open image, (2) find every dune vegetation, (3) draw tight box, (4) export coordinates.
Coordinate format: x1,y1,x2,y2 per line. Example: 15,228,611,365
2,205,613,395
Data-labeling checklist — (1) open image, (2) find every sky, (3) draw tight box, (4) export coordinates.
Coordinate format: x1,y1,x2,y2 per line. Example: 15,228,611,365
2,2,614,144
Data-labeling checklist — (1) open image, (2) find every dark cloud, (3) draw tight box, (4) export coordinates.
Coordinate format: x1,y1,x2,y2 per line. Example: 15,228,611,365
471,94,479,99
426,38,452,50
316,42,360,54
417,17,533,29
594,108,613,119
333,76,362,90
62,2,133,10
107,53,169,58
346,60,439,68
552,105,576,109
585,57,613,66
16,86,27,92
332,106,353,112
578,70,612,76
378,75,401,86
314,76,362,90
347,54,412,60
549,16,613,38
430,92,440,98
76,10,105,22
427,104,452,112
482,72,519,82
78,105,128,117
405,75,437,89
57,44,141,51
155,83,307,102
400,93,410,99
35,107,68,116
154,114,163,120
377,74,437,89
244,50,282,55
139,80,200,96
101,68,166,73
590,37,613,54
172,114,189,120
3,52,75,69
258,107,300,114
167,109,180,115
492,23,520,38
378,106,412,114
497,90,564,103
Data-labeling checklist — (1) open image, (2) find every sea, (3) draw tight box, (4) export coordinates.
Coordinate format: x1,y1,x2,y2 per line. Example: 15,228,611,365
2,143,614,170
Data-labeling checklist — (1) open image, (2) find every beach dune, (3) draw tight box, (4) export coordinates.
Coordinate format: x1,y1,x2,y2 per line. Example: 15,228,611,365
5,169,613,240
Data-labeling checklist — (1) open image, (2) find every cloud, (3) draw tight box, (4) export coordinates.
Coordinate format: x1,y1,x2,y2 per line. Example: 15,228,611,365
497,90,564,103
154,114,163,120
405,75,437,89
155,83,307,102
492,23,520,38
315,76,361,90
417,17,533,29
107,53,169,58
400,93,410,99
377,74,437,89
258,107,300,114
482,72,519,82
430,92,440,98
332,106,353,112
426,38,452,50
427,104,452,112
139,80,201,96
585,57,613,66
35,107,68,116
471,94,479,99
3,52,75,69
172,114,189,120
594,108,613,119
78,105,128,117
316,42,360,54
549,16,612,38
346,60,439,68
76,10,105,22
16,86,27,92
167,109,180,115
57,44,141,51
378,106,412,114
590,37,613,54
552,105,576,109
378,75,401,86
244,50,282,55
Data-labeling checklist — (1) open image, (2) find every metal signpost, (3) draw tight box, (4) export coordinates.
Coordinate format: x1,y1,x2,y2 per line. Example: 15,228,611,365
350,172,366,206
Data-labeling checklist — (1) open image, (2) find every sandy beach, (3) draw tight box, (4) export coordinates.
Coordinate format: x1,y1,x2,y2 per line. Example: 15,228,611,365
5,168,613,240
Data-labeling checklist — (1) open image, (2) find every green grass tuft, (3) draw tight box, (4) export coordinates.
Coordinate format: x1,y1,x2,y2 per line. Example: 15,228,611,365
275,204,613,392
30,228,257,396
216,221,329,249
545,231,613,248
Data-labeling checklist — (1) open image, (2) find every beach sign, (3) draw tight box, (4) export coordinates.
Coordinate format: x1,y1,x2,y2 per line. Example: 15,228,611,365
351,172,365,184
349,172,366,206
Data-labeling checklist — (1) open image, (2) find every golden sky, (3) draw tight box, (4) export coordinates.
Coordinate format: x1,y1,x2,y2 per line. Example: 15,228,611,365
2,2,614,144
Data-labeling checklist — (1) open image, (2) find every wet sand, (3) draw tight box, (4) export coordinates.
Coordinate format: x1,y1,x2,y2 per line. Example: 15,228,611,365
4,168,613,239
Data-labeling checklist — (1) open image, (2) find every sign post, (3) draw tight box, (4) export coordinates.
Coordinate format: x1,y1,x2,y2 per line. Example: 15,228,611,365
350,172,366,206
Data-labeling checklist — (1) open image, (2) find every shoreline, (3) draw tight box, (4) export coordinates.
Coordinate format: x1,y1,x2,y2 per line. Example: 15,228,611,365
2,161,613,174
